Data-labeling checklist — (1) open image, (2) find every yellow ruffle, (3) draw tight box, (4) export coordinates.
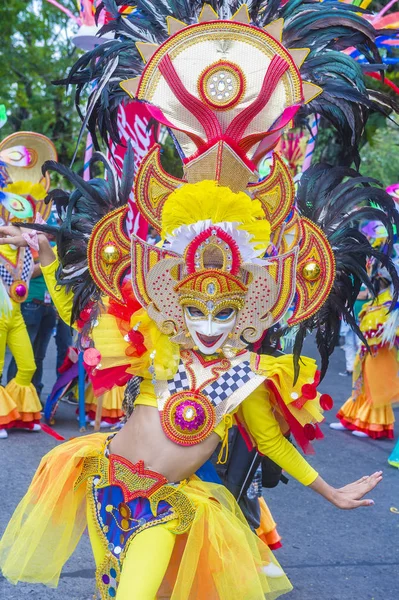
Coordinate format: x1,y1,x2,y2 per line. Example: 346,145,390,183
0,433,292,600
92,307,180,381
85,384,124,419
161,180,271,254
5,379,42,421
338,394,395,437
0,386,20,426
257,354,324,426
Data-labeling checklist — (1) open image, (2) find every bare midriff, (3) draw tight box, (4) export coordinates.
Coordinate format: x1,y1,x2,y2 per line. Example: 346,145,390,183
109,404,221,482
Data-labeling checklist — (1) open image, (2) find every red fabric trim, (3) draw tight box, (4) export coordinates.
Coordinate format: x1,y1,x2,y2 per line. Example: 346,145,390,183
226,55,289,142
183,136,257,172
40,423,66,441
267,541,283,551
267,379,316,455
89,365,132,396
365,71,399,96
337,415,395,439
144,103,206,150
243,105,300,157
159,54,222,142
235,414,254,452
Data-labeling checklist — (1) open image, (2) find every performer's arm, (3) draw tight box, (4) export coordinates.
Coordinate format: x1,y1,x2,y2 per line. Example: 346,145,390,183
0,226,73,325
240,386,382,509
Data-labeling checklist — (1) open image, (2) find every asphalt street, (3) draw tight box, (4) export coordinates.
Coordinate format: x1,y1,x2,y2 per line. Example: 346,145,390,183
0,336,398,600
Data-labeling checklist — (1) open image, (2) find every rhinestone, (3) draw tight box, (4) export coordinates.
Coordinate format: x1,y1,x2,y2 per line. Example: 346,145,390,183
207,300,215,310
185,408,194,419
210,83,215,89
291,392,299,400
108,543,114,551
220,73,225,78
124,334,130,342
217,94,223,100
207,283,216,294
114,546,121,555
211,229,217,235
213,76,218,81
226,78,232,83
138,518,146,526
217,81,226,92
228,85,233,90
224,92,229,97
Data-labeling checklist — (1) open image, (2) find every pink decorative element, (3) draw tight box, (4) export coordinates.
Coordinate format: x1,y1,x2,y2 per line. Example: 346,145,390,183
174,400,205,431
15,283,27,298
301,383,317,400
226,55,289,142
83,348,102,367
185,226,242,275
159,54,222,143
43,0,81,24
108,102,157,237
319,394,334,411
21,213,47,251
303,423,316,441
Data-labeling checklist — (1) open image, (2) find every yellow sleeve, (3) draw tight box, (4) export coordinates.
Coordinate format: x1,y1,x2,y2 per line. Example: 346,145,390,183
41,259,74,326
239,385,318,486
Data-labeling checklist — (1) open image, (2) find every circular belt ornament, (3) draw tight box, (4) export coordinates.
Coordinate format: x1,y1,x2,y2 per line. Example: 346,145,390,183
9,279,28,303
161,391,216,446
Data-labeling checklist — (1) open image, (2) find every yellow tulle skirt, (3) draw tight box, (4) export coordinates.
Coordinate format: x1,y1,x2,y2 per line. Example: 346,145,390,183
0,433,292,599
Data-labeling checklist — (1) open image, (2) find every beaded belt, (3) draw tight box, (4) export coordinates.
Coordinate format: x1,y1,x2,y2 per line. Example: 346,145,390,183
76,446,196,599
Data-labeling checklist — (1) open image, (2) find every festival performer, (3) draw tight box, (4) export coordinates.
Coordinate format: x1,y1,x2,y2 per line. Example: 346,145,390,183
0,131,57,439
331,268,399,439
0,1,398,598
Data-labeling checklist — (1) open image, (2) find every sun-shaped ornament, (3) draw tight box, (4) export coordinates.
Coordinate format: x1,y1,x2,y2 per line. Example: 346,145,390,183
199,61,245,110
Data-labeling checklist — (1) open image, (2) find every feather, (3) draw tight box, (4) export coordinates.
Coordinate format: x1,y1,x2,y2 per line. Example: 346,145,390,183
291,164,399,379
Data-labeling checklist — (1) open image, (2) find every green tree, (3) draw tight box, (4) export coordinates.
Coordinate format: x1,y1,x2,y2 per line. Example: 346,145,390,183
0,0,83,167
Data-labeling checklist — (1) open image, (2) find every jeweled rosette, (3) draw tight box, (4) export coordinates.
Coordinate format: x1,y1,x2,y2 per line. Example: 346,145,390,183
161,391,216,446
9,279,28,303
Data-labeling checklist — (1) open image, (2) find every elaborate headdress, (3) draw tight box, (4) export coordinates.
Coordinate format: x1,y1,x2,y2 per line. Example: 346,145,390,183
0,132,57,223
31,0,399,379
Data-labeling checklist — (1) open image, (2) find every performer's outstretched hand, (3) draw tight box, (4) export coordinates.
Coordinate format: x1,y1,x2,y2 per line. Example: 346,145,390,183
309,471,383,509
0,225,56,265
0,224,28,247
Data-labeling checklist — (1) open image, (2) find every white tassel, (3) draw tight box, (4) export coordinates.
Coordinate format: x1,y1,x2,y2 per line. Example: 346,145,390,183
380,309,399,348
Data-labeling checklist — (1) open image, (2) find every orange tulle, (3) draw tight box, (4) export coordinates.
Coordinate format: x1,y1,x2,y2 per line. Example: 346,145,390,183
256,497,282,550
0,434,292,599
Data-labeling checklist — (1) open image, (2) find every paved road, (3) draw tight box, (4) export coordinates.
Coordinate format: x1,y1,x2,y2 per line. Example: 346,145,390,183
0,336,398,600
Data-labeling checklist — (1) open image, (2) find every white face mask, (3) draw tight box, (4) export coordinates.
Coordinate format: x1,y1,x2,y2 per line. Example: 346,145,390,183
184,306,237,355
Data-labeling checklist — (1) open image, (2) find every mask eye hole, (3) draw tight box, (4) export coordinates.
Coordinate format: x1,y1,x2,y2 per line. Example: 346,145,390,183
187,306,205,318
215,308,234,321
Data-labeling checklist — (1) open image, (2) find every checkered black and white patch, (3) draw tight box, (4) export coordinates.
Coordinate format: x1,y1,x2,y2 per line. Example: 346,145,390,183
21,249,34,281
202,361,255,405
167,360,190,394
0,249,33,288
0,265,13,287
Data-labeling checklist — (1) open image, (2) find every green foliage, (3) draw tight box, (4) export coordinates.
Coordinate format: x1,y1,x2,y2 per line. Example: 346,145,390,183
359,118,399,187
0,0,83,168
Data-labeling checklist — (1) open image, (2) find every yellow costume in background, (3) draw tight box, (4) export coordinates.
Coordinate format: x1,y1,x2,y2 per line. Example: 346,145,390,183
337,288,399,438
0,245,41,431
